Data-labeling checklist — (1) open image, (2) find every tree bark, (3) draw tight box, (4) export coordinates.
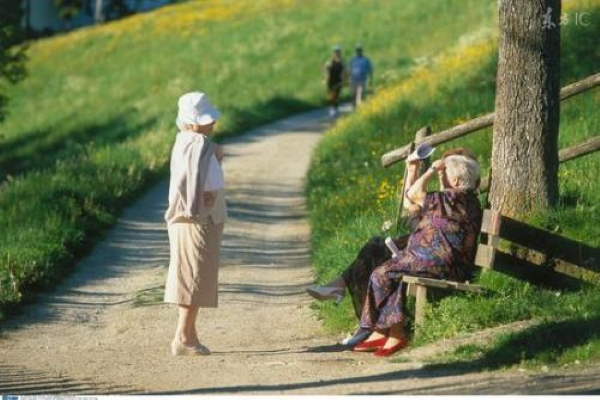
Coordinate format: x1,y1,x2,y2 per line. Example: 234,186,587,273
94,0,105,23
490,0,561,219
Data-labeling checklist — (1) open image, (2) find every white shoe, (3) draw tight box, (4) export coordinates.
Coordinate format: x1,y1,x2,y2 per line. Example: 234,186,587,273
340,328,371,346
306,284,345,304
171,338,211,356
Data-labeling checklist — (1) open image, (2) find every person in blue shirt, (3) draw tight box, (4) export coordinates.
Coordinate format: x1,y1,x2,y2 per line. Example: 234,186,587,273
349,43,373,108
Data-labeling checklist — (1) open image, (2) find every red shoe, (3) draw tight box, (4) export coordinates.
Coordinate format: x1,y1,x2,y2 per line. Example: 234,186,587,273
353,337,388,352
373,338,409,357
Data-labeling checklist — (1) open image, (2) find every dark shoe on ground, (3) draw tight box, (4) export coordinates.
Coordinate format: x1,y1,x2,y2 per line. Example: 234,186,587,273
306,285,345,304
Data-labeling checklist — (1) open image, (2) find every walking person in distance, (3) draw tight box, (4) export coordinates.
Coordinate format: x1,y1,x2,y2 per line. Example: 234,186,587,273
324,44,347,117
349,43,373,108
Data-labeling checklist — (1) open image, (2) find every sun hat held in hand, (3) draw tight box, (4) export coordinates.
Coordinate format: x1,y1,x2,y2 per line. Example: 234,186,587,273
176,92,221,128
406,143,435,162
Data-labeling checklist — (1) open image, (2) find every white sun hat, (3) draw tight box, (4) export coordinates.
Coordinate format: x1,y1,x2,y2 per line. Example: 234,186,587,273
406,143,436,162
176,92,221,128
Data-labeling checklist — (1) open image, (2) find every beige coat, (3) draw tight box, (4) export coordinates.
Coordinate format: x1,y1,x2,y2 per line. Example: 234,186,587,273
164,189,227,307
163,131,228,307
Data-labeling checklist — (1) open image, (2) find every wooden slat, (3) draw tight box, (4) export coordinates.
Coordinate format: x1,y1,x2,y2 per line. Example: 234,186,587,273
479,136,600,193
559,136,600,163
448,280,484,292
495,213,600,270
491,249,586,290
480,209,501,236
402,276,484,293
559,73,600,101
381,113,494,167
475,244,496,269
414,285,427,329
402,275,447,289
380,73,600,168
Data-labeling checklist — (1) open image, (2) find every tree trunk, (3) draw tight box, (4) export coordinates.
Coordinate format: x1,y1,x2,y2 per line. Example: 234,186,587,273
94,0,104,23
490,0,561,219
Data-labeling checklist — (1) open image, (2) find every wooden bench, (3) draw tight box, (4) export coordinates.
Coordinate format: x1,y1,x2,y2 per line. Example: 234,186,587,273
403,208,600,337
473,209,599,287
400,208,499,337
402,210,500,336
402,275,485,334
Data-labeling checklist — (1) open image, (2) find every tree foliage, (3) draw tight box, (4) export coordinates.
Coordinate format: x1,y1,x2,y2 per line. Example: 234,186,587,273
0,0,27,123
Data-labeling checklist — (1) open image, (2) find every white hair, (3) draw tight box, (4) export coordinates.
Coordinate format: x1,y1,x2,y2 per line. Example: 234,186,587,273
444,155,480,191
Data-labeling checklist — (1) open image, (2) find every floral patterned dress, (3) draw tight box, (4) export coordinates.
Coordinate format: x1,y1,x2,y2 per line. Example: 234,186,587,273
360,189,482,330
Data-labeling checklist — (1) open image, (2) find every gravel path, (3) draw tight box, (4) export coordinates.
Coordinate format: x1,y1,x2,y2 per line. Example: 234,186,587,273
1,107,599,395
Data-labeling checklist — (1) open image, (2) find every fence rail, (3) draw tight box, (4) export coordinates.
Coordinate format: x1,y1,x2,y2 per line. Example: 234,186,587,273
381,72,600,168
559,136,600,162
476,209,600,288
477,135,600,192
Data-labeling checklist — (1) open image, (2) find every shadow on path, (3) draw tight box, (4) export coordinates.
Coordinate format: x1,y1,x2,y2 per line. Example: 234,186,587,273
0,363,136,395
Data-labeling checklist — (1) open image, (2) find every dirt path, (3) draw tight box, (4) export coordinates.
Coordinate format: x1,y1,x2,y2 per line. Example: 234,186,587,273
1,107,599,395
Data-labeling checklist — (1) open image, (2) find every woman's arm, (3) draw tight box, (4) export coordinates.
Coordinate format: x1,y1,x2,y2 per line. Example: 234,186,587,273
402,160,420,210
406,159,444,207
407,203,423,231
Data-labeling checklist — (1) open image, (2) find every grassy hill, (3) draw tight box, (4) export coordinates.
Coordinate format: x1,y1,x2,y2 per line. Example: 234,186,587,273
0,0,498,320
0,0,598,371
306,0,600,370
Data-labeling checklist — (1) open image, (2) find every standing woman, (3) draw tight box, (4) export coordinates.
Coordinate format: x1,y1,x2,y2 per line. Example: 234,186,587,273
164,92,227,356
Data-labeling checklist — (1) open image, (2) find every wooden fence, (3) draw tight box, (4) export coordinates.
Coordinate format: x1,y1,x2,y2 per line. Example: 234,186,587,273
381,72,600,168
476,209,600,288
384,72,600,288
478,135,600,192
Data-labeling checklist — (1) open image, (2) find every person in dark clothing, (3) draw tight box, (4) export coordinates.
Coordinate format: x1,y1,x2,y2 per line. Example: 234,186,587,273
324,45,347,117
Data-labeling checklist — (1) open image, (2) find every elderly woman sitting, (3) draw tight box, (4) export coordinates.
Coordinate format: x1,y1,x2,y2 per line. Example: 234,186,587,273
306,148,482,347
353,152,483,357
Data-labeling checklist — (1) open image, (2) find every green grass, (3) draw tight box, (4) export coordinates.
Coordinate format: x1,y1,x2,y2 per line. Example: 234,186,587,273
423,312,600,372
306,0,600,370
1,0,599,372
0,0,500,321
133,285,165,307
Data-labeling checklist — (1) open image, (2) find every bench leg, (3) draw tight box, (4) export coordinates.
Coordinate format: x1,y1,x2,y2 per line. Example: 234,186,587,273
413,284,427,339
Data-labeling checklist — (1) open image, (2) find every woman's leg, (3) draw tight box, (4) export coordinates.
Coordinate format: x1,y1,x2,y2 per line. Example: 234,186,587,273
380,322,408,349
324,276,346,288
359,260,404,334
363,328,388,342
343,236,391,320
176,304,200,346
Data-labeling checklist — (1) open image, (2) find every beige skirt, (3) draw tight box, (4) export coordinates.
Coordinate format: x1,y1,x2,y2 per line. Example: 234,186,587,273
164,221,223,307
